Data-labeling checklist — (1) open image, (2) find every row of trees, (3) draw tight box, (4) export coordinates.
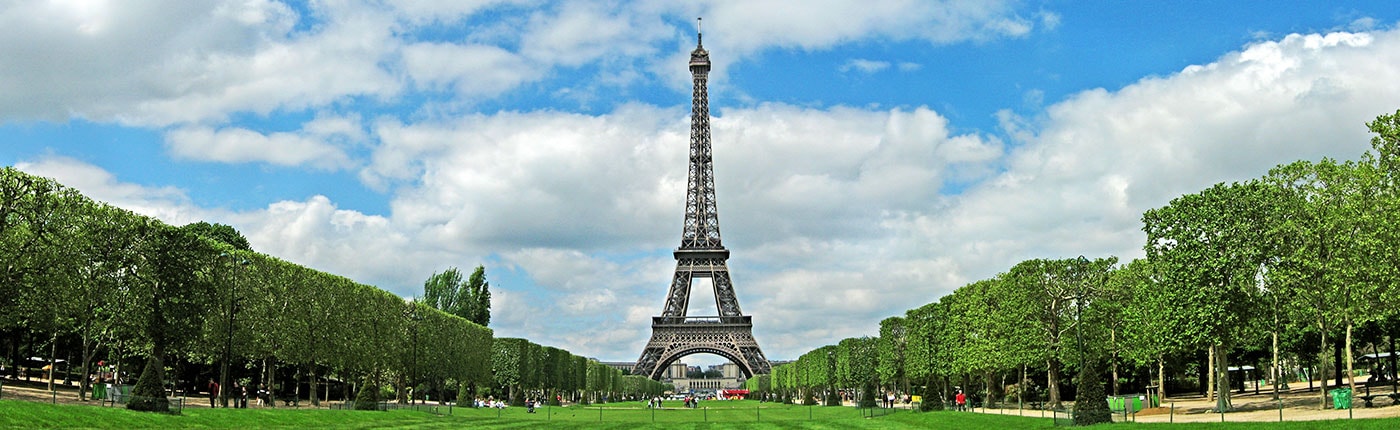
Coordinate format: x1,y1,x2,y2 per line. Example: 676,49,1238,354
0,166,668,412
750,111,1400,423
491,337,669,406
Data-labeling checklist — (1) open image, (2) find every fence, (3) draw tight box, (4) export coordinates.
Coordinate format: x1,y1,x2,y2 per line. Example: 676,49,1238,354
329,401,907,424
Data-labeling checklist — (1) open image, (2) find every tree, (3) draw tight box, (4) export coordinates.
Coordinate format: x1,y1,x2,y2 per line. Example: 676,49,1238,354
423,268,468,319
1143,180,1276,412
465,265,492,327
1003,258,1078,408
181,221,251,251
876,317,907,394
422,265,491,327
128,222,220,412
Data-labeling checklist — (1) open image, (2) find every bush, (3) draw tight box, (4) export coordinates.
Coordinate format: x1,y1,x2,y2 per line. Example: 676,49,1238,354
858,381,879,408
920,385,942,411
354,378,379,411
456,381,472,407
1073,362,1112,426
825,389,842,406
125,357,169,413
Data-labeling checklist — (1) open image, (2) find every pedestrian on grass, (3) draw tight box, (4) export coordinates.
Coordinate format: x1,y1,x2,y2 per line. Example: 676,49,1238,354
208,379,220,408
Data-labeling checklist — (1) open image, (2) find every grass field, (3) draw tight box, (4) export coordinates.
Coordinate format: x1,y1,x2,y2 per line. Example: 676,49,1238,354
3,399,1400,429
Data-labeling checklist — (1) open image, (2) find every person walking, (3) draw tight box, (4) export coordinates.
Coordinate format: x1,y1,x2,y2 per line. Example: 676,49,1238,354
207,378,220,408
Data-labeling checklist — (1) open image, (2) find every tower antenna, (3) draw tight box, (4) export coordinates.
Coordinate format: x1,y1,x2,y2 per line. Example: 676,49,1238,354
697,17,702,45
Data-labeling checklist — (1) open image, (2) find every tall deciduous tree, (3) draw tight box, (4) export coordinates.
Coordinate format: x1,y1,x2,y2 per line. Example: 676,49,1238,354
465,265,491,327
422,265,491,327
423,268,468,319
876,317,906,394
1143,180,1275,412
181,221,252,251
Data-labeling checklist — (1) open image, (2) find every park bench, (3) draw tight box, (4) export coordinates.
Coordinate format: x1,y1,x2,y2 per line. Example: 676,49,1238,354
1356,392,1400,408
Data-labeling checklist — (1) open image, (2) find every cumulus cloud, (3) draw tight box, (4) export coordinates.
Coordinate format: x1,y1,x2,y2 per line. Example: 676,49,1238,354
839,59,891,74
928,30,1400,289
164,117,361,170
14,156,205,224
0,0,398,126
0,0,1041,128
13,2,1400,364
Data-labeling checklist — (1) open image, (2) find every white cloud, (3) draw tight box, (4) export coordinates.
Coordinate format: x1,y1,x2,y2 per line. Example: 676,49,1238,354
14,156,204,225
840,59,891,74
401,42,542,97
0,0,398,126
0,1,1042,128
15,2,1400,365
164,119,359,170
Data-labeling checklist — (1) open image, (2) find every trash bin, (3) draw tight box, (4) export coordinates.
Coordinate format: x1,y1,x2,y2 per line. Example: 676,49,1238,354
1329,388,1352,410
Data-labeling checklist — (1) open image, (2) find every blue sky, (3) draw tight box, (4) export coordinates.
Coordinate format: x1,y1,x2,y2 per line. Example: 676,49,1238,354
4,1,1400,366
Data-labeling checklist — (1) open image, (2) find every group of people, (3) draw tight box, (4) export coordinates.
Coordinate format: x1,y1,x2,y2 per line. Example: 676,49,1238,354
645,396,665,409
205,378,269,408
473,396,507,408
879,391,908,408
682,395,700,408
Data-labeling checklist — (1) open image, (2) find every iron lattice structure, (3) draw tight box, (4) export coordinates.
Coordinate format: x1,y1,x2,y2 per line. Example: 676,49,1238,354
633,31,771,380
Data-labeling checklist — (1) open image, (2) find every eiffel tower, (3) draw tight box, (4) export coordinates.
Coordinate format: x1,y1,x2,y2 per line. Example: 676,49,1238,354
633,24,770,380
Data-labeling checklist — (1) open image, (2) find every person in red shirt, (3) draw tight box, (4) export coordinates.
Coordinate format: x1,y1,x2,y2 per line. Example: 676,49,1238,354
955,390,967,411
208,378,220,408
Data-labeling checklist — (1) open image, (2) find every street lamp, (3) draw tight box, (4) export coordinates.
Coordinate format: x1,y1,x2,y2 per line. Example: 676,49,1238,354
1075,255,1089,366
406,299,423,406
220,253,249,408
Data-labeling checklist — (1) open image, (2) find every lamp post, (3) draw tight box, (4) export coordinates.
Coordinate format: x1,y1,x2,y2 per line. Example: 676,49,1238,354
1075,255,1089,367
219,253,248,408
406,299,422,406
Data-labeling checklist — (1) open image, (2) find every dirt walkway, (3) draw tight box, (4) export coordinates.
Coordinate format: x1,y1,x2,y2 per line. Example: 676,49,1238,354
966,378,1400,423
0,378,336,410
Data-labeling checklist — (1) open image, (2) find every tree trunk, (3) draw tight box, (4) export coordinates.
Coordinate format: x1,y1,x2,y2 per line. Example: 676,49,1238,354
1206,347,1215,402
47,332,58,393
1346,322,1357,395
1215,344,1232,412
309,365,320,406
266,359,277,408
79,330,97,401
1111,329,1119,396
1158,355,1166,399
984,370,995,408
294,371,302,407
1047,358,1061,408
1018,364,1026,406
1390,327,1397,392
1272,329,1280,399
1334,336,1344,387
1319,329,1329,409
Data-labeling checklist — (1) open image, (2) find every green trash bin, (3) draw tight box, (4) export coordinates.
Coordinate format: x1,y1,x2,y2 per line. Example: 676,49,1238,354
1329,388,1352,410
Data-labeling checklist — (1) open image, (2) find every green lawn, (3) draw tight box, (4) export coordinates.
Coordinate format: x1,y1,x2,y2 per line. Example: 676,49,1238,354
2,399,1398,429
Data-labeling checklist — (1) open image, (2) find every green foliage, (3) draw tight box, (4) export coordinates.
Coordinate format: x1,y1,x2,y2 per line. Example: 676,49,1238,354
422,265,492,328
181,221,251,251
125,356,169,413
0,167,505,413
876,317,906,389
920,384,942,411
1071,360,1112,426
354,377,380,411
859,379,879,408
465,265,492,327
